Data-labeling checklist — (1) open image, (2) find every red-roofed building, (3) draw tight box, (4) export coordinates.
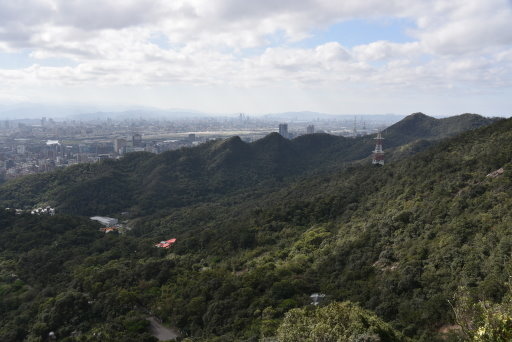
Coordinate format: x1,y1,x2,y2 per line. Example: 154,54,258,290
99,227,119,233
155,238,177,248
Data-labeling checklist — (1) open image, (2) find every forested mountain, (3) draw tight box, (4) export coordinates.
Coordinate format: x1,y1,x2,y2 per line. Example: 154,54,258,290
0,113,498,217
1,113,510,341
382,112,494,146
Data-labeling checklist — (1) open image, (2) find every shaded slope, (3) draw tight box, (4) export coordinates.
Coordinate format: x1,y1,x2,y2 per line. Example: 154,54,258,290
0,113,497,216
382,112,498,146
132,117,512,340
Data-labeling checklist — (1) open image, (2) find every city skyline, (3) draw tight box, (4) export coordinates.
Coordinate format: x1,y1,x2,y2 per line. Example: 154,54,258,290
0,1,511,116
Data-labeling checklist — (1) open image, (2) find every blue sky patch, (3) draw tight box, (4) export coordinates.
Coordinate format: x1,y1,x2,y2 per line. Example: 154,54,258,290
0,50,33,69
149,32,173,50
237,17,416,58
0,50,78,69
295,17,416,48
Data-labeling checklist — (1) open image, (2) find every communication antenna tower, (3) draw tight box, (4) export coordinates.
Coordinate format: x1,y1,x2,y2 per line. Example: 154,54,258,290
372,131,384,165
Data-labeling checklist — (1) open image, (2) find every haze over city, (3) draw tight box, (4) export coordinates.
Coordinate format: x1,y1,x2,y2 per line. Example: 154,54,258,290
0,0,511,116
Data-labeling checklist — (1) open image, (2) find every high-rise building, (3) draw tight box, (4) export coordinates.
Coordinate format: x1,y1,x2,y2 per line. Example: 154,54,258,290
279,123,289,138
132,134,142,147
114,138,127,154
306,125,315,134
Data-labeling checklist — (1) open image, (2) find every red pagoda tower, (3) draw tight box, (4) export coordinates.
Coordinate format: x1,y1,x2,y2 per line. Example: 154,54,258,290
372,132,384,165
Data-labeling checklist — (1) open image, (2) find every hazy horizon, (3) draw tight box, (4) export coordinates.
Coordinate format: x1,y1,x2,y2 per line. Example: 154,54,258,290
1,102,508,121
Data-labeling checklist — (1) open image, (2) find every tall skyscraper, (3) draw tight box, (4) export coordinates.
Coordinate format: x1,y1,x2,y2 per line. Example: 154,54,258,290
132,134,142,147
306,125,315,134
16,145,26,155
114,138,127,154
279,123,289,138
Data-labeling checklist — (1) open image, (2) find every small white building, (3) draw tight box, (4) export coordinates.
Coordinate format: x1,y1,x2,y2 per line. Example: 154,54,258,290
90,216,118,226
31,207,55,216
310,293,326,306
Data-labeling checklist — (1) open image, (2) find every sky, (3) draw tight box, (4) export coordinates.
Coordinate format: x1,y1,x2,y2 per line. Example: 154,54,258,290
0,0,511,116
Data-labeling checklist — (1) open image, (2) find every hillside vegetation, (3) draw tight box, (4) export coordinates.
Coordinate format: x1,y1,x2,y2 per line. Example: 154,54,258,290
0,113,498,217
0,113,510,341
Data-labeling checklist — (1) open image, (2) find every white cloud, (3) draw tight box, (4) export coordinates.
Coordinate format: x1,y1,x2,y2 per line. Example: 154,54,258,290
0,0,511,113
352,41,423,61
413,0,512,55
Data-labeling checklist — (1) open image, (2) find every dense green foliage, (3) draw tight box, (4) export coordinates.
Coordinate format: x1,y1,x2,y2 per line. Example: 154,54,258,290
277,301,407,341
0,113,509,341
383,113,496,147
449,286,512,341
0,211,162,341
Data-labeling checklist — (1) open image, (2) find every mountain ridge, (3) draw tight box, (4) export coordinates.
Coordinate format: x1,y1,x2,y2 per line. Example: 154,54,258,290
1,114,512,341
0,113,498,216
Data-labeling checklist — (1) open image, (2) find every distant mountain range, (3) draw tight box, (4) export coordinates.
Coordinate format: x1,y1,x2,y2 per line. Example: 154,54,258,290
0,102,468,123
262,111,405,123
0,103,208,120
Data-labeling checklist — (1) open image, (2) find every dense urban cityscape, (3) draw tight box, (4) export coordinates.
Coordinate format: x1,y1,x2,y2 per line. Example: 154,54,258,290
0,114,393,181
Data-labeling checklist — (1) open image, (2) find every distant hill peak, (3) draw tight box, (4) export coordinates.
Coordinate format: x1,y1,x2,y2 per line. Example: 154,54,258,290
254,132,287,145
383,112,496,146
403,112,434,121
208,135,247,154
218,135,244,147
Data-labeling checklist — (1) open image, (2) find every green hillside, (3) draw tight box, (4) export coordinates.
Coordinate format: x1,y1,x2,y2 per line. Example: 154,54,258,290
0,113,497,217
0,113,510,341
382,112,495,146
127,117,512,340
